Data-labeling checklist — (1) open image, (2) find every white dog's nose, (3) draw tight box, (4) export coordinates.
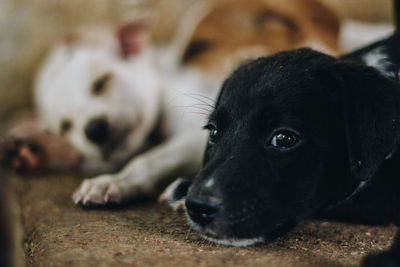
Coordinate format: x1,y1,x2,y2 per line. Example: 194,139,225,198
85,118,110,145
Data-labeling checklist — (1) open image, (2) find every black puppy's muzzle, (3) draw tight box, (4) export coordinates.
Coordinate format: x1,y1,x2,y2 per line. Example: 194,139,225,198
185,197,220,227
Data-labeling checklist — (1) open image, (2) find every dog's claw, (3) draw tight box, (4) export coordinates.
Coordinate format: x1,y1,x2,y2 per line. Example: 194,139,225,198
72,175,127,206
73,195,82,205
104,184,122,204
82,196,91,205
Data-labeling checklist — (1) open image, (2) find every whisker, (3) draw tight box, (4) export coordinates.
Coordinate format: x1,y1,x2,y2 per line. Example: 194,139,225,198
173,105,213,113
184,95,215,108
180,105,209,118
184,111,210,116
172,90,216,109
191,103,214,110
184,93,216,105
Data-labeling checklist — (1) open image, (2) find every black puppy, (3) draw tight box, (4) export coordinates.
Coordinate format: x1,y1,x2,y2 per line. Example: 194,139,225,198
165,3,400,267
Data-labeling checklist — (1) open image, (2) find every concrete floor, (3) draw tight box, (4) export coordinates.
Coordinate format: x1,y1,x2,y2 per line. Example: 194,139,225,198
9,174,397,267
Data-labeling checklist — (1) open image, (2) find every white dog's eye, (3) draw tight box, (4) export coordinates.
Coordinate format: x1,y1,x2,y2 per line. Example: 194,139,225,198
270,130,300,149
60,119,73,135
92,73,112,95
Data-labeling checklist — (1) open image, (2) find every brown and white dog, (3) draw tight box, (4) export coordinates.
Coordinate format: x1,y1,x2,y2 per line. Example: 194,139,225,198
177,0,340,78
0,0,341,206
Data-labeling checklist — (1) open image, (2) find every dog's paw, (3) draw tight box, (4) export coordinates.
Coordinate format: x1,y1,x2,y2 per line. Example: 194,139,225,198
361,251,400,267
0,138,45,172
72,175,128,206
159,178,191,211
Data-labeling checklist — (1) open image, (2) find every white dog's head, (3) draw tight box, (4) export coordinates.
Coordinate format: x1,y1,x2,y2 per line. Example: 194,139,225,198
35,19,161,172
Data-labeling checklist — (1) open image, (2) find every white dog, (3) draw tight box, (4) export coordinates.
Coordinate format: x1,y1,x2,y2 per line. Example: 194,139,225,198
34,17,220,205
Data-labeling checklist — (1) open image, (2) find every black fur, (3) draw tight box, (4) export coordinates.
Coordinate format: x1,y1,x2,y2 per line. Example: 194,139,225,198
177,7,400,266
172,179,191,202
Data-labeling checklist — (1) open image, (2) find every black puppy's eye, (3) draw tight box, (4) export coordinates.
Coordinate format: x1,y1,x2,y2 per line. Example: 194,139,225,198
209,128,218,144
270,130,300,149
204,124,218,144
92,73,112,95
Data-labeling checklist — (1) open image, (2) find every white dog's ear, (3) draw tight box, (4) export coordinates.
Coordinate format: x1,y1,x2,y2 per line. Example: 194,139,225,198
117,16,152,59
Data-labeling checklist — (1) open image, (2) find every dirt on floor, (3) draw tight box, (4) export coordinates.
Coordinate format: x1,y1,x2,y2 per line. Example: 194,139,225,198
7,174,397,267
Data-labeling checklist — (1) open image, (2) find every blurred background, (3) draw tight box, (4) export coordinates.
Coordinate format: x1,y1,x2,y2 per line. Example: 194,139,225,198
0,1,395,266
0,0,394,120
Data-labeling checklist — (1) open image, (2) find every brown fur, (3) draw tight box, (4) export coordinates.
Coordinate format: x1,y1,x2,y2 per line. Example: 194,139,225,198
182,0,340,78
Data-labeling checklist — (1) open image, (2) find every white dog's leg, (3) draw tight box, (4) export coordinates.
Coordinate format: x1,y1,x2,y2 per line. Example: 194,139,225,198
72,130,207,206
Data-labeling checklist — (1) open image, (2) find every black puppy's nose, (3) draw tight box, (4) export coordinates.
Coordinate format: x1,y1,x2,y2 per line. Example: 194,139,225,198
85,118,110,145
186,197,219,227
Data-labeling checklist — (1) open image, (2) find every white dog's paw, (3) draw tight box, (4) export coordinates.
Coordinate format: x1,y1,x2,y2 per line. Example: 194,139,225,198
72,175,127,206
159,178,191,211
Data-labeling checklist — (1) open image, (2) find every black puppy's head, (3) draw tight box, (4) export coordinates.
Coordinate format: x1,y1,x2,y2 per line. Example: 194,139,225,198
185,48,400,246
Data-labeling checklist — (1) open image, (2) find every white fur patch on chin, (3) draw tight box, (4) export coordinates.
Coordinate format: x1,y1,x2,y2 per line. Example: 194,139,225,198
186,214,264,247
201,234,264,247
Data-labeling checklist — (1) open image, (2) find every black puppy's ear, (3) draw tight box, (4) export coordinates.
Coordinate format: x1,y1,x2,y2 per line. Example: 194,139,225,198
332,61,400,182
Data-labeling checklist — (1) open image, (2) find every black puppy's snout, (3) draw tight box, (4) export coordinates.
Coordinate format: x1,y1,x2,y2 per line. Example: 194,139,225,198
186,197,220,227
85,118,110,145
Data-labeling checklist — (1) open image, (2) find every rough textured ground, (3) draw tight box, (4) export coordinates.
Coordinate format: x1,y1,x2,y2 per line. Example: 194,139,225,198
9,174,397,267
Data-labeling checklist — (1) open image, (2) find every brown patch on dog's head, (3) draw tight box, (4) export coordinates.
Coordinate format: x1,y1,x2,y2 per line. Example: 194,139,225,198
181,0,340,78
